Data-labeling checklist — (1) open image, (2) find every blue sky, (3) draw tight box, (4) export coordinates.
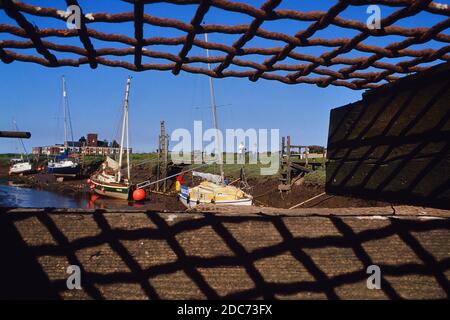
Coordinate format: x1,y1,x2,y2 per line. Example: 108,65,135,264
1,0,448,153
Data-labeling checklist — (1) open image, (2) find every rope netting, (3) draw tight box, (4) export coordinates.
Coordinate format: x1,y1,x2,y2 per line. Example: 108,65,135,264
0,0,449,89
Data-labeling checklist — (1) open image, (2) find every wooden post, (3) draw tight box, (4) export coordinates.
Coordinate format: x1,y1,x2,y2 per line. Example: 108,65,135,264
286,136,291,187
305,146,309,166
156,141,160,192
159,121,168,192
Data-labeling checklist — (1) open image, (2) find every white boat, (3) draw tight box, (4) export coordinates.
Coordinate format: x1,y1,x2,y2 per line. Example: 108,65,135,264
89,77,132,200
178,33,253,208
179,181,253,209
8,120,33,175
9,158,33,175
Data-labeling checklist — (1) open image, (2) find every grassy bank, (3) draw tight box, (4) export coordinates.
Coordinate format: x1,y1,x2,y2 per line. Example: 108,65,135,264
0,154,21,167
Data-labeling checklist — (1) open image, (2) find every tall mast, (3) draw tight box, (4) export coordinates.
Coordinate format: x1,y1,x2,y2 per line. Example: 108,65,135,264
118,76,132,182
204,33,224,182
62,76,68,148
126,97,131,182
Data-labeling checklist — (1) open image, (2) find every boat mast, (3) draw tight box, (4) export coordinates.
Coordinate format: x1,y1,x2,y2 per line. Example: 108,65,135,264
204,33,224,182
62,76,68,149
118,76,132,183
126,91,131,182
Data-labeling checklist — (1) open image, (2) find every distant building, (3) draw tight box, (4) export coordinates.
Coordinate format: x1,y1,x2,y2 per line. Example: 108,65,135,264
32,133,132,157
33,145,131,157
87,133,98,147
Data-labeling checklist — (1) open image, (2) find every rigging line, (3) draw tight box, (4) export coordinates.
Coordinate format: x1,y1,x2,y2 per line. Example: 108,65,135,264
192,103,232,110
112,104,123,143
12,120,29,160
11,118,20,156
136,163,211,189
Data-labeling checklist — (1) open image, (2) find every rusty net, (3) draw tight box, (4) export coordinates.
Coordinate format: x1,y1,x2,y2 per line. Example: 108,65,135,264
0,0,449,90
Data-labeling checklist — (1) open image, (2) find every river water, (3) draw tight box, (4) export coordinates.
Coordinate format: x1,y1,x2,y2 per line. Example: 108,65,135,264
0,181,86,208
0,179,142,209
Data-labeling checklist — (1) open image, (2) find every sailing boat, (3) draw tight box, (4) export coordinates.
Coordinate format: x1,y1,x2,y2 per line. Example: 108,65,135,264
47,76,80,176
89,77,132,200
9,120,34,175
178,33,253,208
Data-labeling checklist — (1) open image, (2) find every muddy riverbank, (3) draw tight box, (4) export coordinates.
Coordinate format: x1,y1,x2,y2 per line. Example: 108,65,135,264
1,162,390,210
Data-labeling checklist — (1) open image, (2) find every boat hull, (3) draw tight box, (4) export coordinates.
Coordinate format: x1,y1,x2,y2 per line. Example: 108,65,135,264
91,179,131,200
9,162,33,175
47,165,80,176
179,193,253,209
9,169,33,175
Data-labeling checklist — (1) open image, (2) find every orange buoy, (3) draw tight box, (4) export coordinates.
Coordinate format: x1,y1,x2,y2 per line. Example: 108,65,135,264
90,194,99,202
133,188,146,201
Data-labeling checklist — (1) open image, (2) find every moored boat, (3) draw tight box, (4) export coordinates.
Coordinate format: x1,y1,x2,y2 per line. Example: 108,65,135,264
9,158,33,175
48,76,80,177
8,120,34,175
47,151,80,176
179,181,253,209
89,77,133,200
90,157,131,200
178,33,253,208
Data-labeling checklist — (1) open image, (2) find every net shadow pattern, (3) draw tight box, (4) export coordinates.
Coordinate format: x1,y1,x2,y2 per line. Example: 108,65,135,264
0,209,449,299
325,62,450,209
0,0,449,89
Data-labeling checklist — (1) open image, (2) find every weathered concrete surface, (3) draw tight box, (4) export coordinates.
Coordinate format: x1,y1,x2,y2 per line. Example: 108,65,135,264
0,207,449,300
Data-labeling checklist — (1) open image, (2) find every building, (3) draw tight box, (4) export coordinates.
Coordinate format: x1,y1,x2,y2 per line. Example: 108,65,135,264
87,133,98,147
32,133,132,157
33,145,132,157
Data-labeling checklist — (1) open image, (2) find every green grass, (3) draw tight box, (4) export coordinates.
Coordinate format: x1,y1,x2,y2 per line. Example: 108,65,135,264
303,169,326,187
130,152,159,163
0,153,21,166
78,153,159,167
194,164,266,178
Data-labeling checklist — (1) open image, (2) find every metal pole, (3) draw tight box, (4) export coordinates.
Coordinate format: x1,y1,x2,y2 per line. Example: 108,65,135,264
204,32,224,183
